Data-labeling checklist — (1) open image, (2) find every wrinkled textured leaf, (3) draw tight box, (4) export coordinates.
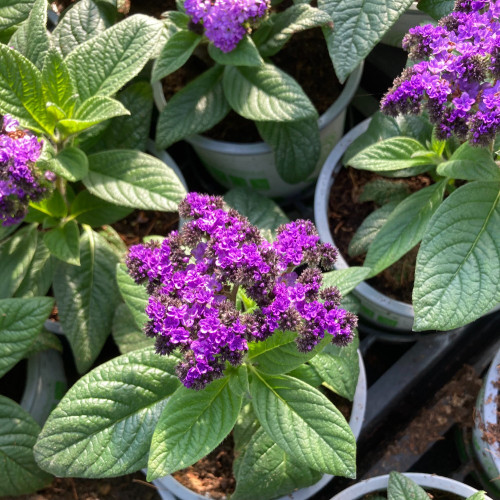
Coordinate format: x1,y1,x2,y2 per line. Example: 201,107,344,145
71,191,132,227
116,263,149,330
112,303,153,354
0,297,54,378
156,66,230,149
208,35,263,67
51,147,89,182
148,378,242,479
288,363,323,387
250,373,356,477
223,64,317,122
388,471,428,500
24,327,63,357
0,396,52,496
321,267,371,296
43,220,81,265
84,150,187,211
359,179,411,205
53,228,120,372
0,0,34,32
413,182,500,331
417,0,455,19
34,347,179,477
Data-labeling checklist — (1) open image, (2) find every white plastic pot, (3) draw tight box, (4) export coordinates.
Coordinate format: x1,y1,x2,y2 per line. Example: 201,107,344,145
381,3,434,47
151,352,367,500
472,348,500,496
331,473,491,500
153,64,363,198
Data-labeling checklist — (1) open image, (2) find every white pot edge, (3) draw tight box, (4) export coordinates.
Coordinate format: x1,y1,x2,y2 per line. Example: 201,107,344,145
330,473,492,500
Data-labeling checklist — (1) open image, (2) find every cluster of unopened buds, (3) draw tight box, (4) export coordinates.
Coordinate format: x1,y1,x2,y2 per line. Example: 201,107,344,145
381,0,500,146
0,115,54,226
127,193,357,390
184,0,269,52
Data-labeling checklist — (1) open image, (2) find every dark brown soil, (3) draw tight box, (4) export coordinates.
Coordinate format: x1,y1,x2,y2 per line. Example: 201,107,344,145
328,166,432,303
4,471,161,500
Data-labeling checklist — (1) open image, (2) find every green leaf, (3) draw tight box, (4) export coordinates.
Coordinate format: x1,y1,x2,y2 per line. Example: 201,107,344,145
365,181,446,277
66,14,161,102
0,222,20,242
224,187,289,242
112,303,153,354
8,0,50,70
34,347,180,477
84,150,187,211
43,220,81,265
70,190,132,227
51,147,89,182
318,0,414,83
233,404,260,456
232,426,322,500
53,228,120,373
116,263,149,330
309,338,359,401
208,35,263,67
437,142,500,182
52,0,110,58
0,297,54,378
0,396,52,496
14,237,55,298
152,29,202,82
250,373,356,477
223,64,317,122
0,44,52,134
98,225,128,259
416,0,455,20
42,49,77,117
156,66,230,149
465,493,487,500
0,0,34,32
256,5,331,57
147,377,242,479
388,471,429,500
349,202,398,258
349,137,434,172
0,224,37,299
321,267,371,296
228,365,250,397
58,96,130,136
413,182,500,331
288,363,323,387
256,118,320,184
359,179,411,205
30,189,68,219
24,327,63,357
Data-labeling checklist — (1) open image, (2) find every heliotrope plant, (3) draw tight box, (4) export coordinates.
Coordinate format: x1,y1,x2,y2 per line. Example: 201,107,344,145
33,189,367,500
153,0,417,184
342,0,500,332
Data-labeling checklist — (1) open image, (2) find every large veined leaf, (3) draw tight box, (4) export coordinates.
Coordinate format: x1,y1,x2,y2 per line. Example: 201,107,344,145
66,14,161,102
0,0,34,32
155,66,231,149
321,267,371,296
250,373,356,477
0,45,52,134
0,224,37,299
223,64,317,122
83,150,186,211
0,396,52,496
147,377,242,479
224,187,289,241
0,297,54,378
53,227,120,373
364,181,446,277
208,35,263,67
318,0,414,83
232,426,322,500
417,0,455,20
116,263,149,329
413,182,500,331
112,303,153,354
34,347,180,477
358,179,411,205
8,0,50,71
256,118,320,184
256,5,332,57
49,147,89,182
387,471,429,500
52,0,110,58
70,190,132,227
43,220,81,265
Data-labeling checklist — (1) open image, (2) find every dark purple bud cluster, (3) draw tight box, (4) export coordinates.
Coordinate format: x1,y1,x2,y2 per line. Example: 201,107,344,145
0,115,53,226
381,0,500,146
127,193,356,390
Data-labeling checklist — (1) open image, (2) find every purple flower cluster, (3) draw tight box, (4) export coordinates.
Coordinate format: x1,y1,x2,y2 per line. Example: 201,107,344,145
185,0,269,52
0,115,53,226
381,0,500,145
127,193,356,390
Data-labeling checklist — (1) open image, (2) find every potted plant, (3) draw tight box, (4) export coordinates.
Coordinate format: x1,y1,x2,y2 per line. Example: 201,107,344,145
151,0,420,197
331,471,489,500
315,0,500,333
33,189,368,500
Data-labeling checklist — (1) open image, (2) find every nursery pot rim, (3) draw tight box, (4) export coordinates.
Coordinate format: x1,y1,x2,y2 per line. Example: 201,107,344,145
152,64,363,155
151,350,368,500
330,472,492,500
